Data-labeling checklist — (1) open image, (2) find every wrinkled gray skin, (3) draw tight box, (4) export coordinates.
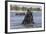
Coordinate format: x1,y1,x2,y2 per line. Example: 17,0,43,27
22,9,34,25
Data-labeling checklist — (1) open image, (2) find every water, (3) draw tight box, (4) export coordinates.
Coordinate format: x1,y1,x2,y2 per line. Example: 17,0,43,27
10,11,42,29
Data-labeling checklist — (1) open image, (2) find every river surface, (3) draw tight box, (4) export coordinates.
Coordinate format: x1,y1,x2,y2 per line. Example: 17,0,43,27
10,11,42,29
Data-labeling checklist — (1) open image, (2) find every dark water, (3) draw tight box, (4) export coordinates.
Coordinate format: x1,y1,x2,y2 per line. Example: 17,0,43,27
10,11,42,29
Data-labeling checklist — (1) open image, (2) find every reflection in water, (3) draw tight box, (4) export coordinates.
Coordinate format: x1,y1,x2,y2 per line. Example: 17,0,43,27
10,11,42,29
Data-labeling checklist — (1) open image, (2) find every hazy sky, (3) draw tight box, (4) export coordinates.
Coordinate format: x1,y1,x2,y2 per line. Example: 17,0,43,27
11,5,41,8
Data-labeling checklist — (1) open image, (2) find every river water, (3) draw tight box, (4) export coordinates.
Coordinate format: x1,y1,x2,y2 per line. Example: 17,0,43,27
10,11,42,29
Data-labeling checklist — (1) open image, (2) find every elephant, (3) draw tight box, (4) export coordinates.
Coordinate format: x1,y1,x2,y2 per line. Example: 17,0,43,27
22,8,34,25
